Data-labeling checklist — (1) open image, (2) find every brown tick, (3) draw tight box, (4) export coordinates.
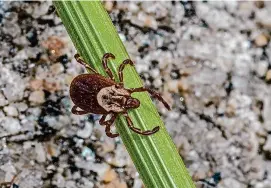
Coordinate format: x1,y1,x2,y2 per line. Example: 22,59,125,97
70,53,170,138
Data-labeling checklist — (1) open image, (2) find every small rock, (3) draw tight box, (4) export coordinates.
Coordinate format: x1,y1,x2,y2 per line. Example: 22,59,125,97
178,79,190,92
255,1,265,9
44,80,61,93
265,69,271,81
254,34,269,47
136,12,157,29
167,80,179,93
35,142,46,163
30,79,43,90
77,122,93,139
263,136,271,152
128,3,139,13
29,90,45,104
104,1,114,12
256,61,268,77
256,9,271,29
104,179,127,188
102,168,117,183
3,105,18,117
14,102,28,112
133,179,143,188
219,177,246,188
0,93,8,107
153,78,162,88
0,117,21,134
50,63,64,75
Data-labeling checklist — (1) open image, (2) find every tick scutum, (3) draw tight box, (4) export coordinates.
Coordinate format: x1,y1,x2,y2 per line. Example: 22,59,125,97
70,73,115,114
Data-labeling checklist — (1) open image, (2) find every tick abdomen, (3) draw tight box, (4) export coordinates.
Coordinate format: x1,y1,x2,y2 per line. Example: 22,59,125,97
70,74,116,114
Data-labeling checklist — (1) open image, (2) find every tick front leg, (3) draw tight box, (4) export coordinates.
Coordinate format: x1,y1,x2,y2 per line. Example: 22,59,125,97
71,105,89,115
123,112,160,136
118,59,134,86
74,54,98,73
102,53,115,81
99,113,119,138
128,87,171,110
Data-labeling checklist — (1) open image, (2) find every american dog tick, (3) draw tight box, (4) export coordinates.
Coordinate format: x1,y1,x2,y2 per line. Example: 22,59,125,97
70,53,170,138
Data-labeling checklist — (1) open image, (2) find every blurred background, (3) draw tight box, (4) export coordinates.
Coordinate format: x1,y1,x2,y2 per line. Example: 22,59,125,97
0,1,271,188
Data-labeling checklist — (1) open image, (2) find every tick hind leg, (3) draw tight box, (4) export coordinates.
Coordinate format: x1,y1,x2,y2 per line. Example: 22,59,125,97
123,112,159,136
74,54,98,73
118,59,134,86
129,87,171,110
102,53,116,81
99,113,119,138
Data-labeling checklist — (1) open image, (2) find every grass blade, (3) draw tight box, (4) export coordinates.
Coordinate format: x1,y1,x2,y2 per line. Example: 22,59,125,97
53,1,195,187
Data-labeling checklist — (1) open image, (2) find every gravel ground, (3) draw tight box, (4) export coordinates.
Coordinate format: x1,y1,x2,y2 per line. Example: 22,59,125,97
0,1,271,188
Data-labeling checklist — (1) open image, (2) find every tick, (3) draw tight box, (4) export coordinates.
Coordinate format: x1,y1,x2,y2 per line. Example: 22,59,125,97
70,53,170,138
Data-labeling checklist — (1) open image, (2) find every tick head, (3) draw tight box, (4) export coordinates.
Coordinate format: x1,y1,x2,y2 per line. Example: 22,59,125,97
124,97,140,109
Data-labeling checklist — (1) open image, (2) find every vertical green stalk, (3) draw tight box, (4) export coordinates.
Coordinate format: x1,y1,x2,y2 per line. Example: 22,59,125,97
54,1,195,187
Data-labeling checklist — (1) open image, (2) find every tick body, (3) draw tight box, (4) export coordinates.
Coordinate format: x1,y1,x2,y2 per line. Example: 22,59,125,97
70,53,170,138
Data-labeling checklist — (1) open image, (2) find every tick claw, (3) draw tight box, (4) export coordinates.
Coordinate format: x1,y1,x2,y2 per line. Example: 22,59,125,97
152,126,160,133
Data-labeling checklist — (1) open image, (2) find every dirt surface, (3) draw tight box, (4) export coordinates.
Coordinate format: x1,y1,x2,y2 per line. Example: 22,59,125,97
1,1,271,188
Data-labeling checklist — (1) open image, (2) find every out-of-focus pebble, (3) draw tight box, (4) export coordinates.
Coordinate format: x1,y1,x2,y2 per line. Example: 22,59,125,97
254,34,269,47
3,105,18,117
35,142,46,163
1,117,21,134
102,168,117,183
265,69,271,81
0,93,8,107
29,90,45,104
256,61,268,77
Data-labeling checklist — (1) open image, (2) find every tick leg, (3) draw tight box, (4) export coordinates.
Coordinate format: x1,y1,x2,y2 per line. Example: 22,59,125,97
99,114,108,126
118,59,134,86
74,53,98,73
128,87,171,110
71,105,89,115
99,113,119,138
102,53,115,81
123,112,160,136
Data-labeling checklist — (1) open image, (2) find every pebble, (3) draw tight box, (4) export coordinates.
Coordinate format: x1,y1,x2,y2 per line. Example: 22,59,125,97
254,34,269,47
30,79,43,90
29,90,45,104
104,179,127,188
0,117,21,134
219,178,246,188
167,80,179,94
263,136,271,152
3,105,18,117
35,142,46,163
14,102,28,112
76,122,93,139
102,168,117,183
135,12,158,29
128,3,139,13
0,92,8,107
256,61,268,77
265,69,271,81
104,1,114,12
256,9,271,29
50,63,64,75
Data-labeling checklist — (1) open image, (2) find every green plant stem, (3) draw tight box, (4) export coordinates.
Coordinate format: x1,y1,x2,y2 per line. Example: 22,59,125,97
53,1,195,187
